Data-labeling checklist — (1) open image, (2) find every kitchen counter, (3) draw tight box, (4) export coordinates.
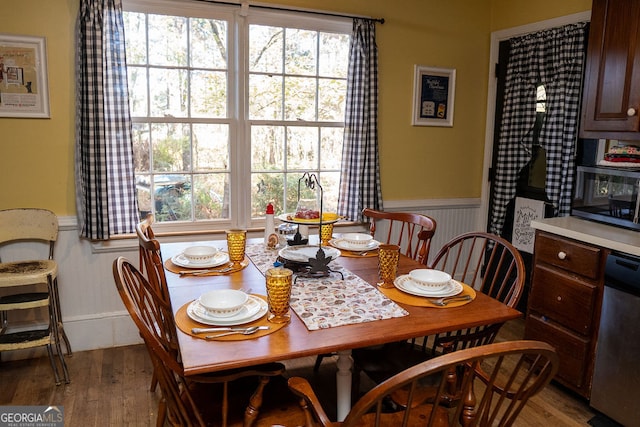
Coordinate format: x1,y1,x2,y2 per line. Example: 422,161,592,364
530,216,640,257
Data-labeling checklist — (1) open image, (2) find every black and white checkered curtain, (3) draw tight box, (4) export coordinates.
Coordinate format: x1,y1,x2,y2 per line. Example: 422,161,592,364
75,0,138,240
337,19,382,222
489,23,587,236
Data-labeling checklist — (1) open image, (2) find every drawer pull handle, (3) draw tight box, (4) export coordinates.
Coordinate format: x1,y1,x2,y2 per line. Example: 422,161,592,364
557,296,562,302
557,251,567,260
628,107,637,117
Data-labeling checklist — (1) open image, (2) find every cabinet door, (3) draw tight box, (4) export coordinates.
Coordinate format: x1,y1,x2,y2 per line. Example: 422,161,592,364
581,0,640,136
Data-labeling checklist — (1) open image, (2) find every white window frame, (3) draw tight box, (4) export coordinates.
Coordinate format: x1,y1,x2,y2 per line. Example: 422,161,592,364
123,0,351,235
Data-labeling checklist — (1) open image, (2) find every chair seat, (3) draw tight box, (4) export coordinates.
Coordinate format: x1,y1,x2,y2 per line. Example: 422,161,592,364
0,260,57,286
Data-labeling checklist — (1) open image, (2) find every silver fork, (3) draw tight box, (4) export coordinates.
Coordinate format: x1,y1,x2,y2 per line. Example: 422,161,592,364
428,295,472,306
179,266,234,276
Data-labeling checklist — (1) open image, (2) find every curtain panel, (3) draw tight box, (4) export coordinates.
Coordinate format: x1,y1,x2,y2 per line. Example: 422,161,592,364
489,22,587,237
75,0,138,240
337,19,382,223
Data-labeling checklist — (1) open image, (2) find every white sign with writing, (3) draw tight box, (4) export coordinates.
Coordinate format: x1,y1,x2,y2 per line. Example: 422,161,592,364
512,197,545,253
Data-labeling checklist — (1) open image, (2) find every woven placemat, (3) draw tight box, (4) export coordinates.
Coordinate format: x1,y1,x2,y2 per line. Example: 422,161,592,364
379,282,476,308
174,295,287,340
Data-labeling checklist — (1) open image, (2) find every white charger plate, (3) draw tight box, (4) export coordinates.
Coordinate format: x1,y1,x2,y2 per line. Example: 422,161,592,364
330,238,380,252
394,275,463,298
278,245,341,263
172,251,229,269
187,295,267,326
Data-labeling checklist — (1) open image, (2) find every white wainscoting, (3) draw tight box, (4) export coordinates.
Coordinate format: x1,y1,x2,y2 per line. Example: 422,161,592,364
1,199,481,361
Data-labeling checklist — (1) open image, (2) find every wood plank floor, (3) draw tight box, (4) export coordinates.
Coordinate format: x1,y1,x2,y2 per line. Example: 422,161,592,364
0,319,599,426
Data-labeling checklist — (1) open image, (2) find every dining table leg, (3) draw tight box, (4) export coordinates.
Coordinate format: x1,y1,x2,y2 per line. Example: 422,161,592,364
335,349,352,421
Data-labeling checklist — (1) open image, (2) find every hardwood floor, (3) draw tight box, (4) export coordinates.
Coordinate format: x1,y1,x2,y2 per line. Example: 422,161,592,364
0,319,598,426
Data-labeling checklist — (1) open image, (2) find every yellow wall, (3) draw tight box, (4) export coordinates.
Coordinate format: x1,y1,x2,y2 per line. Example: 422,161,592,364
0,0,592,216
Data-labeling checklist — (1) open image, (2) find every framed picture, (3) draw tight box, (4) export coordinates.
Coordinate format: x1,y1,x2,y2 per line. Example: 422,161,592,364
412,65,455,127
0,34,50,118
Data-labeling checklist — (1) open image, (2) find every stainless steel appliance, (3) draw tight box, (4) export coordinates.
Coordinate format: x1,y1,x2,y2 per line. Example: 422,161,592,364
572,166,640,231
590,252,640,426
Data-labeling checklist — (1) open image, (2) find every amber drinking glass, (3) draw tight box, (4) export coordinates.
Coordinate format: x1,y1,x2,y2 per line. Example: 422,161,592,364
226,229,247,266
377,244,400,289
265,268,293,323
319,223,334,246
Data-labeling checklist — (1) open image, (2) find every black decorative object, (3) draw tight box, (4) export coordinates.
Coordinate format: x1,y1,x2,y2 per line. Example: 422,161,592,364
288,231,309,246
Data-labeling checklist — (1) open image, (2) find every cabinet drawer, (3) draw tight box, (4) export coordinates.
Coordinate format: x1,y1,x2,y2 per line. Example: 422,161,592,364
525,314,590,390
535,233,602,280
529,265,597,335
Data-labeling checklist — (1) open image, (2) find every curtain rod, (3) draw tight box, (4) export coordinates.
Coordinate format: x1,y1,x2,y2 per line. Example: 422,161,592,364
195,0,385,24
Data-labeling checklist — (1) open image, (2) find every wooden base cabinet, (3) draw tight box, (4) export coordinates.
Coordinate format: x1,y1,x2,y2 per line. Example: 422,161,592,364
524,231,609,398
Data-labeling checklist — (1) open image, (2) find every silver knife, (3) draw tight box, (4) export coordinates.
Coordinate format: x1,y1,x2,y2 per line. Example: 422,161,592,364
191,326,270,334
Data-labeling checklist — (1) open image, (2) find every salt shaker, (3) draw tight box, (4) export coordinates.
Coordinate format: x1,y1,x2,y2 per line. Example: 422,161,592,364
264,203,276,248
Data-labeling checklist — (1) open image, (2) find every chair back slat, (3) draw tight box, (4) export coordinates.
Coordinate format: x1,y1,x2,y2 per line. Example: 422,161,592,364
363,208,436,265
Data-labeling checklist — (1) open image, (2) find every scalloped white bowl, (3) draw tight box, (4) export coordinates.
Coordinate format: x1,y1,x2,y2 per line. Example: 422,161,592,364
198,289,248,318
409,269,451,289
183,245,218,264
342,233,374,247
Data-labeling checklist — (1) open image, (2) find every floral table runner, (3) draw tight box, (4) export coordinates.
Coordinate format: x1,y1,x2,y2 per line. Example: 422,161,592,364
245,243,408,331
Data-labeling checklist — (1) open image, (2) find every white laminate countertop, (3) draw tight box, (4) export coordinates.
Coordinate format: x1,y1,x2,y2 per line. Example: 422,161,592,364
530,216,640,257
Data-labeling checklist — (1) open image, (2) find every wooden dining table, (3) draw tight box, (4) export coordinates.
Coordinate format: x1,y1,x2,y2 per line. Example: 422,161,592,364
163,238,522,421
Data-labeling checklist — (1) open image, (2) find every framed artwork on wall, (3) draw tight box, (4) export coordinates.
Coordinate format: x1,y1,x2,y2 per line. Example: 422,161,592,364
0,34,50,118
412,65,455,127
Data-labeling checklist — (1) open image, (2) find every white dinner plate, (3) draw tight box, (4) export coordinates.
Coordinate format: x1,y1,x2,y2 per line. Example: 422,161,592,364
278,245,341,263
172,251,229,269
394,275,463,298
187,295,268,326
330,238,380,252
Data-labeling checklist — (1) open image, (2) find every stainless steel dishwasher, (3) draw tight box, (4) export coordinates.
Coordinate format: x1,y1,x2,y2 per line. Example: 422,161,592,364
590,252,640,427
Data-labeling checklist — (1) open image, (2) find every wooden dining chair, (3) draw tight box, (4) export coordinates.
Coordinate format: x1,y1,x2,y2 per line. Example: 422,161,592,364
313,208,437,373
113,249,285,426
290,340,558,427
352,232,526,393
362,208,437,265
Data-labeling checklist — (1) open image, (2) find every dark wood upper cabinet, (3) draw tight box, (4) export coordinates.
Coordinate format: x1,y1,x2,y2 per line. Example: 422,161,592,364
581,0,640,139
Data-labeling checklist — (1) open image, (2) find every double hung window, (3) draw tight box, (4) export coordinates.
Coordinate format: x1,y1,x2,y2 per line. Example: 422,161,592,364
123,0,350,231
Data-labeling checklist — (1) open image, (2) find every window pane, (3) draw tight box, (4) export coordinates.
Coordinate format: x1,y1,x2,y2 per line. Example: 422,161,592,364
128,67,148,116
149,68,188,117
190,18,228,69
251,125,285,170
151,123,191,172
249,25,283,73
320,127,343,169
286,127,318,170
251,172,285,216
123,12,147,64
132,123,151,172
318,171,340,212
319,33,349,78
318,78,346,121
193,124,229,171
136,174,152,217
285,29,316,75
191,70,227,118
249,74,283,119
148,14,187,66
284,76,316,121
193,173,229,219
153,174,192,222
